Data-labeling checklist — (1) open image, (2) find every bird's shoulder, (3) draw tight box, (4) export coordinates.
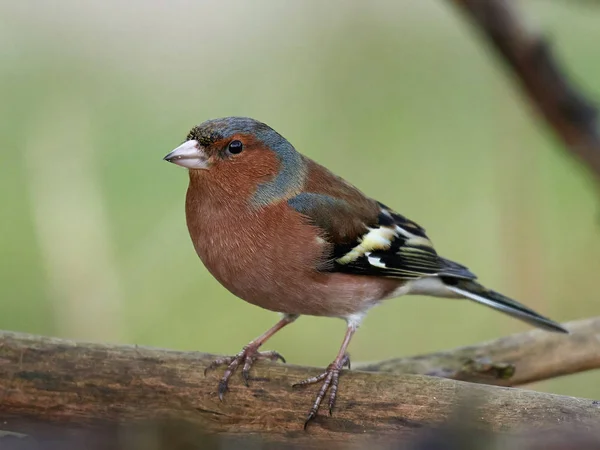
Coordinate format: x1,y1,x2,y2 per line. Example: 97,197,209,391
287,158,380,244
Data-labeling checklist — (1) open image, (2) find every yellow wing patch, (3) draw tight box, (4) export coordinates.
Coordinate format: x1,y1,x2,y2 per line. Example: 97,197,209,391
395,225,433,248
336,225,396,265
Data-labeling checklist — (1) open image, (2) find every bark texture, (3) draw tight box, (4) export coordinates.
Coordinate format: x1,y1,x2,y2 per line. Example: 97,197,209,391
357,316,600,386
0,328,599,447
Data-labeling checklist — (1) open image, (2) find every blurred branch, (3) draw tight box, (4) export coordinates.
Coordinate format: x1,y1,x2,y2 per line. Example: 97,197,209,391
1,326,600,445
357,316,600,385
449,0,600,186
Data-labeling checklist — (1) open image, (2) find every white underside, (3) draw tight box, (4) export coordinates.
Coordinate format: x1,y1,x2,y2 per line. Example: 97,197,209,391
343,277,459,327
384,276,459,300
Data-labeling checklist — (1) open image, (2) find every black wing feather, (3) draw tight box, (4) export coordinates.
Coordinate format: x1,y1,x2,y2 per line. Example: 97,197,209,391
333,204,477,280
288,194,476,281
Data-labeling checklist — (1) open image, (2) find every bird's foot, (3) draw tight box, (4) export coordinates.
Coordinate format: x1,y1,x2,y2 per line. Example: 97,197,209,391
205,344,285,401
292,354,351,428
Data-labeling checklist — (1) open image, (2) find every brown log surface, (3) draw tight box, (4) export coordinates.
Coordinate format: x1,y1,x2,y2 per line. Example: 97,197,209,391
0,329,599,446
357,316,600,386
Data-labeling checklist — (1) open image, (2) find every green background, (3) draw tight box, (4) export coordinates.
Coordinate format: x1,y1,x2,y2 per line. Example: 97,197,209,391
1,1,598,399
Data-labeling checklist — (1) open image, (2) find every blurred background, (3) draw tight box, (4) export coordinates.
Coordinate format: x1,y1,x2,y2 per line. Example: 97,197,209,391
0,0,598,400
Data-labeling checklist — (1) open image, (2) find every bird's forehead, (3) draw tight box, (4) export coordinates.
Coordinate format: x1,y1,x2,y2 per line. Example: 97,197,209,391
188,117,274,147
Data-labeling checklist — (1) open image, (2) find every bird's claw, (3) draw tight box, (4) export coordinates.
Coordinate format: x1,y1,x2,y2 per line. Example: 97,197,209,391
204,356,235,376
293,354,350,428
218,378,229,401
205,345,286,400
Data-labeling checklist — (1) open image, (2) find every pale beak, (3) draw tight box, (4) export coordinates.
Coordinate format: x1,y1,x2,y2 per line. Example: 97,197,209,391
163,140,209,169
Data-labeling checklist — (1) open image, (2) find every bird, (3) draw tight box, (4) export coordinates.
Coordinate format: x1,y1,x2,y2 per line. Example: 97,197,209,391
163,116,567,427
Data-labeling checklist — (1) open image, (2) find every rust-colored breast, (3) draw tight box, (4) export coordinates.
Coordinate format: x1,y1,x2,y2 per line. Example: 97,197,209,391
186,177,325,310
183,151,403,317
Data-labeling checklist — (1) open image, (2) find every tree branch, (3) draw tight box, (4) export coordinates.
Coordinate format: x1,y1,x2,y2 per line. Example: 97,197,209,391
357,316,600,385
450,0,600,185
0,327,599,445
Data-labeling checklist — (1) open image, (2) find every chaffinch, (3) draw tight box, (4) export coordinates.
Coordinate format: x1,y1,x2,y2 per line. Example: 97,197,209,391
164,117,567,427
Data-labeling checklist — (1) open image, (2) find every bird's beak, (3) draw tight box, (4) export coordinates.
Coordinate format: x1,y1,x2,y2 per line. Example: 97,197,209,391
163,140,209,169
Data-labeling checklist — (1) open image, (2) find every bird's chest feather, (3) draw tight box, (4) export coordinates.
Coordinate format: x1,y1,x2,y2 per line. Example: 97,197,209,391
185,188,329,309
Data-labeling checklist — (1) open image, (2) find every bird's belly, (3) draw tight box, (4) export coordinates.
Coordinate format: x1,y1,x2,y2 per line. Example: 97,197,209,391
199,242,402,317
187,199,402,317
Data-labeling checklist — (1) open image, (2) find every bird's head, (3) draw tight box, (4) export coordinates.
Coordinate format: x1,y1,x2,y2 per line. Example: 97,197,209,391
164,117,306,204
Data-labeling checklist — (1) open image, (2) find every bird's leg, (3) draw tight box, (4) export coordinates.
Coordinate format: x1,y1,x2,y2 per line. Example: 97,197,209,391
205,313,298,400
292,324,356,428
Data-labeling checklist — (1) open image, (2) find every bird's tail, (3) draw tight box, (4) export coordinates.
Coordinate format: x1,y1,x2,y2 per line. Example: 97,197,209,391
442,278,568,333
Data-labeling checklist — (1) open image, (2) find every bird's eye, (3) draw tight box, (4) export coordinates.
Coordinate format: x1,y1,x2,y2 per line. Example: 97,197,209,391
228,140,243,154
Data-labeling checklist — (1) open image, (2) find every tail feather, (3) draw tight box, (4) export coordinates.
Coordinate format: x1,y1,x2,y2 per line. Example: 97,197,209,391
442,278,568,334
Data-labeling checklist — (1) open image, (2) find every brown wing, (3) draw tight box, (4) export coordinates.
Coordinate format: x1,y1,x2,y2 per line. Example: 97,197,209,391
288,160,475,280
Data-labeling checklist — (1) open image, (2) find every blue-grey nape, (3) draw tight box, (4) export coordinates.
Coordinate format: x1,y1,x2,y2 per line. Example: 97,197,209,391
251,142,306,207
